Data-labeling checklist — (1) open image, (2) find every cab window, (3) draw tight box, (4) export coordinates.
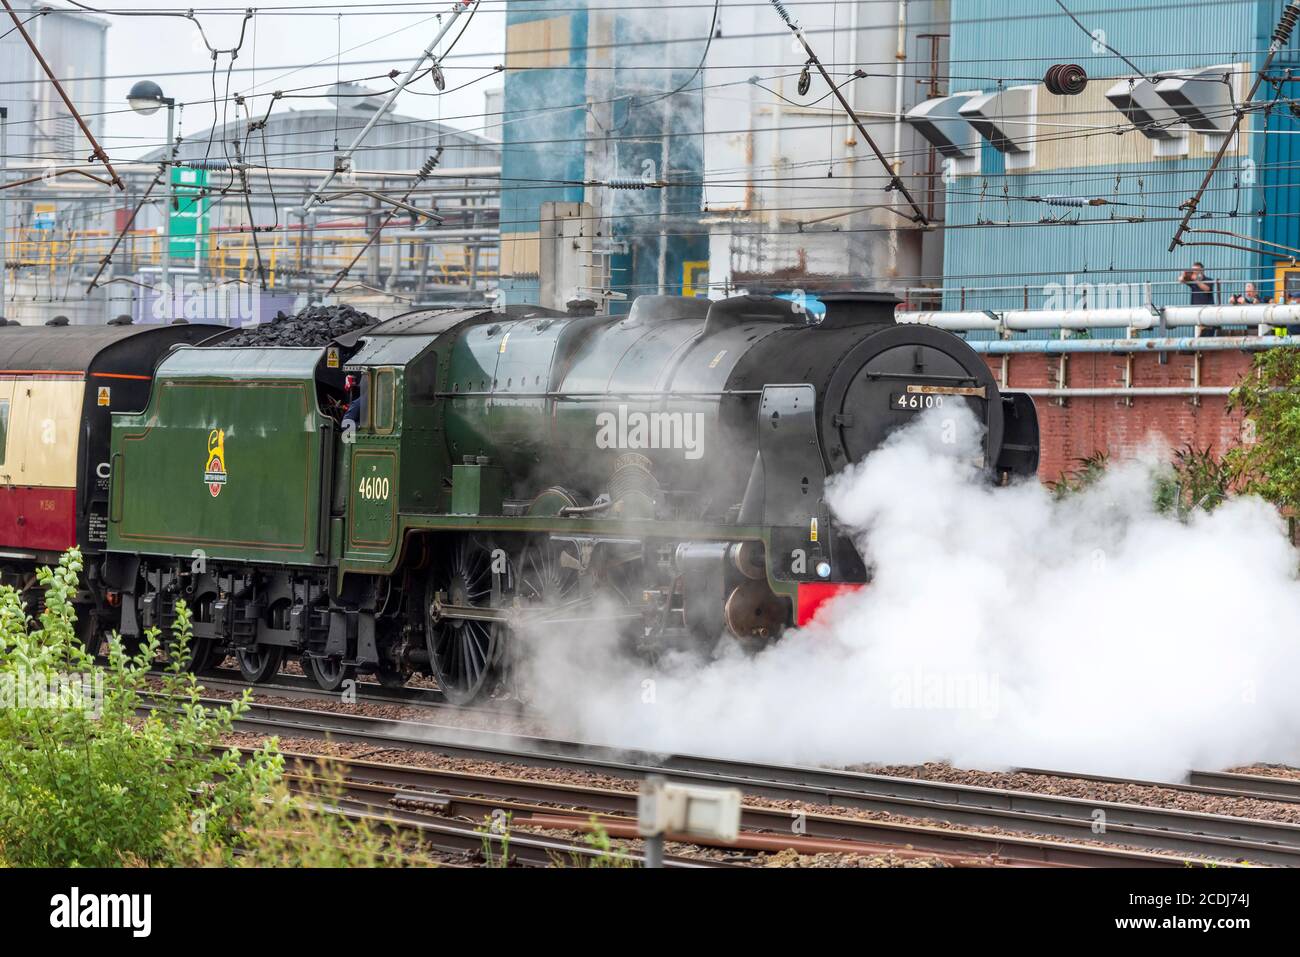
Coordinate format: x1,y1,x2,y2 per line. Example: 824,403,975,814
373,368,396,433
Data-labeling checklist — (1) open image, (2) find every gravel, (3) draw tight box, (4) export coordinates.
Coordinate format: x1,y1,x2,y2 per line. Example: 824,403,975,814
222,733,1252,866
220,304,378,347
1231,764,1300,781
853,762,1300,825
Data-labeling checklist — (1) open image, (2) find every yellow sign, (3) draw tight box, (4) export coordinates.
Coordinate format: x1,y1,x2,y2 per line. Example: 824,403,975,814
96,386,110,407
683,260,709,298
204,429,227,498
327,347,340,369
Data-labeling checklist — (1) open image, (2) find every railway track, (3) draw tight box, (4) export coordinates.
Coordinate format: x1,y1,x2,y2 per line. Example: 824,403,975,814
186,673,1300,814
145,691,1294,866
271,748,1214,868
1188,769,1300,802
306,788,721,868
187,672,1300,811
144,666,527,717
1018,766,1300,805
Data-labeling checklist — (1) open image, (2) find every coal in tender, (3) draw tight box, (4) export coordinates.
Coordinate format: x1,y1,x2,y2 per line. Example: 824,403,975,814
221,304,379,347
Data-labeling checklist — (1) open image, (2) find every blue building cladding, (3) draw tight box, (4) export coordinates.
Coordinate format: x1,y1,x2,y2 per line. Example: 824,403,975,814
499,1,708,311
499,1,589,305
941,0,1297,315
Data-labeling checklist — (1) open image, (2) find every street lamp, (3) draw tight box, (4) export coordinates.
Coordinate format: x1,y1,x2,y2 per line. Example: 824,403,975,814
127,80,175,319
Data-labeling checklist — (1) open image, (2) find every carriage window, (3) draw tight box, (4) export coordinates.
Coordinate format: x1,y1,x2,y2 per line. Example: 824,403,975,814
0,399,9,466
373,368,396,433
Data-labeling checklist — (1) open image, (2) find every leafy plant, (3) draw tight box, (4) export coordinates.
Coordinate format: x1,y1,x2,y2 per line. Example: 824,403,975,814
186,758,435,867
548,816,639,868
0,549,282,866
1049,451,1110,499
1227,347,1300,515
477,810,512,867
1153,444,1233,517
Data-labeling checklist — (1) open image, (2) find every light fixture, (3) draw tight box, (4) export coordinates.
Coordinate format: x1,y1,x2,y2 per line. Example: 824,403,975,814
816,560,832,579
126,79,166,116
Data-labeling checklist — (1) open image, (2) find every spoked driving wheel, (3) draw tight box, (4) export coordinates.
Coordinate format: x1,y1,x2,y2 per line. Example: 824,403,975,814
424,536,509,706
516,538,581,613
508,538,582,703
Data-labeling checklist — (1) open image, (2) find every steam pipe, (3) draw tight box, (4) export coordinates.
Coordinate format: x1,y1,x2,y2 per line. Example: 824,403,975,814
1020,387,1235,398
904,304,1300,331
968,336,1300,355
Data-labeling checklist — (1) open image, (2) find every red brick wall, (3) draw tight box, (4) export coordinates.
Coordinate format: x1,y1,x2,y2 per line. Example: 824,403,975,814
988,352,1254,482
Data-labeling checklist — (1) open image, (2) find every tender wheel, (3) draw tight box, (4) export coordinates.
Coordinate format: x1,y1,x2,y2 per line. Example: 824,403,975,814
305,655,354,692
236,646,285,683
75,606,102,657
176,636,222,675
424,536,508,706
177,595,223,675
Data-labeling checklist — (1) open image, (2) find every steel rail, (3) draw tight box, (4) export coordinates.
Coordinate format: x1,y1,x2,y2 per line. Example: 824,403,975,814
304,795,716,868
1187,770,1300,803
165,695,1298,865
1019,766,1300,806
275,749,1214,868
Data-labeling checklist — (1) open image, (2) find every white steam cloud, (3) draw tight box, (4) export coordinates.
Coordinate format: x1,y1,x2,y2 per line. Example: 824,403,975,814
520,407,1300,781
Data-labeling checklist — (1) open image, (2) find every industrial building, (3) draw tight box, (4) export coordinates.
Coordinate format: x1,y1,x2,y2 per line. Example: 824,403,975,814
906,0,1300,312
497,0,710,312
1,11,502,324
699,0,948,298
0,4,110,323
127,85,502,320
498,0,951,310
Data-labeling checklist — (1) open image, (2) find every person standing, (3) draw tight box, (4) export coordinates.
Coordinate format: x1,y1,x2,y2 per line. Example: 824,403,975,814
1179,262,1215,305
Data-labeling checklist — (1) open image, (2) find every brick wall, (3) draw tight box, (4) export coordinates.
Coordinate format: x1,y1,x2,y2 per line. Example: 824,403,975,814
988,352,1254,482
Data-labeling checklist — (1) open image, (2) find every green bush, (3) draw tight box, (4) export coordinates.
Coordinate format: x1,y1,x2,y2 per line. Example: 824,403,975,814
0,548,441,868
0,548,282,866
1228,347,1300,514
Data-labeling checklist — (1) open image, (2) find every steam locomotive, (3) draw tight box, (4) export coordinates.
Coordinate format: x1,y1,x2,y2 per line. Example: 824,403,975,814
0,292,1039,704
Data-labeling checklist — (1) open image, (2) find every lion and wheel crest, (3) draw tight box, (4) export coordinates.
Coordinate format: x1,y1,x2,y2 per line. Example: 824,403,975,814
204,429,227,497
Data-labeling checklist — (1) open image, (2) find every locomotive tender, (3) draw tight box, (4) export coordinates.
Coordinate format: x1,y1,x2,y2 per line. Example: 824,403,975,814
0,292,1039,704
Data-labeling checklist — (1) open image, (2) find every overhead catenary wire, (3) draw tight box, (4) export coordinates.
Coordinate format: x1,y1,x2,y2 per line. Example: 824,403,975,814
1,0,124,190
1168,0,1300,251
300,0,479,215
6,0,1298,311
